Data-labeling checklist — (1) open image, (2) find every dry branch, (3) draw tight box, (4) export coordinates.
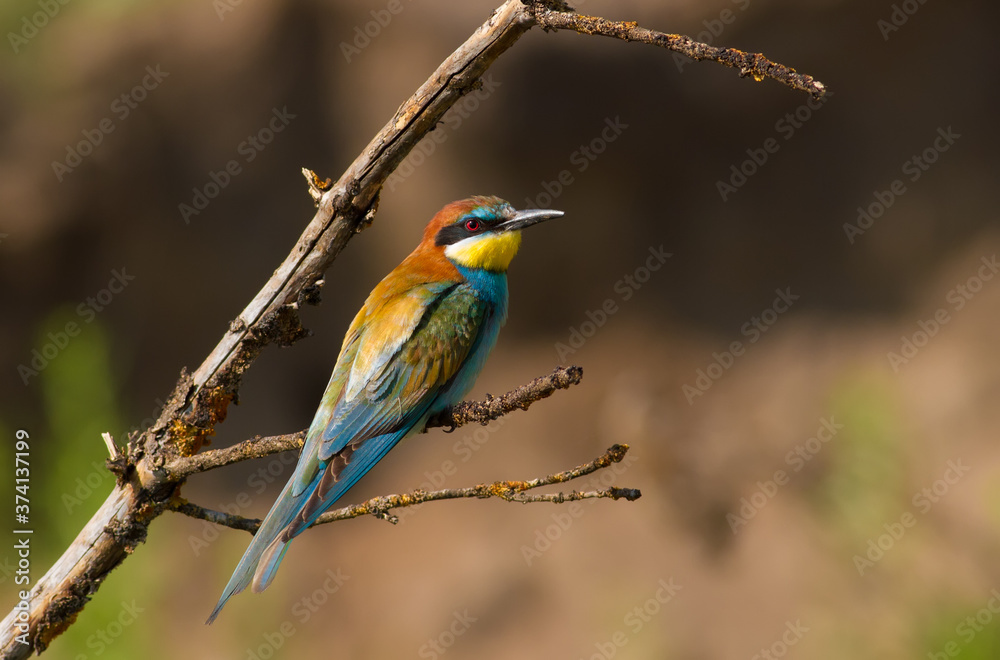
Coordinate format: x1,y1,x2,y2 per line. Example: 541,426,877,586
426,364,583,429
164,431,307,482
532,8,827,97
170,445,639,531
163,365,583,481
0,2,824,657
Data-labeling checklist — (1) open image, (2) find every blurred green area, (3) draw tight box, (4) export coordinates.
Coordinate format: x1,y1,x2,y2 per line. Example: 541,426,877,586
923,608,1000,660
821,373,904,541
21,316,156,659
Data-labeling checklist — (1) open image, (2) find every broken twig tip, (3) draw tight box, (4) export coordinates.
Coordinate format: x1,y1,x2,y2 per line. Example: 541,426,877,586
609,487,642,501
101,432,120,460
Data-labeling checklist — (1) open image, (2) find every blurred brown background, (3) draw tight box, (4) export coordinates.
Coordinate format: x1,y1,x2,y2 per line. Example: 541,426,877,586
2,0,999,658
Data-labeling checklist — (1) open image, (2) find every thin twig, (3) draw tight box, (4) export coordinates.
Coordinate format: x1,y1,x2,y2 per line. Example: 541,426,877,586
165,432,307,481
101,432,120,460
164,365,583,480
169,444,640,532
171,500,261,533
426,365,582,429
533,8,827,98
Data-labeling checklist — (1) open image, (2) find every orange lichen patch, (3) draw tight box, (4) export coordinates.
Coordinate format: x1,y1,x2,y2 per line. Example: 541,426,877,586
306,169,331,191
202,386,233,427
36,606,82,654
391,493,419,508
171,386,234,456
570,16,639,38
169,419,211,457
486,480,531,499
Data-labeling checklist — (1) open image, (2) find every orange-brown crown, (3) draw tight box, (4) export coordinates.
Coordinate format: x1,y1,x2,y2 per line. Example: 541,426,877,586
419,196,512,246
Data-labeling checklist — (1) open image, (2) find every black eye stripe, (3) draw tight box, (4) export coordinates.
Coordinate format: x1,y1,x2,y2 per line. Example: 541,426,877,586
435,214,502,246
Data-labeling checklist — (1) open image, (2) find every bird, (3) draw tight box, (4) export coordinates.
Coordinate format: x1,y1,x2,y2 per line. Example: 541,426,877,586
207,195,564,623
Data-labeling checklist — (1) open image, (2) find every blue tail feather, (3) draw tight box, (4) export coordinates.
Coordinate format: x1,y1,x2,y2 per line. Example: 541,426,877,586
205,429,410,623
205,474,315,624
252,536,291,594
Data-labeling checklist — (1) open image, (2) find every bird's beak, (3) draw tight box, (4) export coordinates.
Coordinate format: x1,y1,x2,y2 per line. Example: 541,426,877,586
500,208,565,232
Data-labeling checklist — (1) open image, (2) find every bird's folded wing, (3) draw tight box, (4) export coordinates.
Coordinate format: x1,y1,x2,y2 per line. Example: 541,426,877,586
288,282,489,522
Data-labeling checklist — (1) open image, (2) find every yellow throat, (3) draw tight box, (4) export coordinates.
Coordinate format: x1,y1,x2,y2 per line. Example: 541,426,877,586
444,231,522,272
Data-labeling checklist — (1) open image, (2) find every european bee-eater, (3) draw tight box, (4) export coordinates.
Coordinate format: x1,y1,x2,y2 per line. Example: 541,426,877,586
207,196,564,623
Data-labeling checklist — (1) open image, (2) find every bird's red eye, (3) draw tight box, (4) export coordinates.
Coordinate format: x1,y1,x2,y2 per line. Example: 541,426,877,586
465,219,481,232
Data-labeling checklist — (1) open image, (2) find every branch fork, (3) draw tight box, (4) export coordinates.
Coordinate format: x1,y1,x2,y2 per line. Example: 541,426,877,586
169,443,640,534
